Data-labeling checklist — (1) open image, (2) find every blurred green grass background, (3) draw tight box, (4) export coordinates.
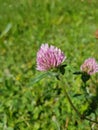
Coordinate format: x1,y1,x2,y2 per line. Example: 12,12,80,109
0,0,98,129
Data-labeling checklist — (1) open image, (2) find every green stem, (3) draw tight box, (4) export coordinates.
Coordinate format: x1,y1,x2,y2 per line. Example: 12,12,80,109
59,75,98,124
63,85,82,118
84,117,98,124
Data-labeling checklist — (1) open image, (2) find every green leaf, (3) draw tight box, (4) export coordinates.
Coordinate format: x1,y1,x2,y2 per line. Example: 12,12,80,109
6,127,14,130
73,93,82,97
59,64,67,75
29,71,59,86
30,73,48,84
81,73,90,83
0,23,12,38
29,72,56,85
73,71,82,75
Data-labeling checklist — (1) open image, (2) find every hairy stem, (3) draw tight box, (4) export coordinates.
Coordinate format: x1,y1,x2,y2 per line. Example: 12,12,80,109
60,75,98,124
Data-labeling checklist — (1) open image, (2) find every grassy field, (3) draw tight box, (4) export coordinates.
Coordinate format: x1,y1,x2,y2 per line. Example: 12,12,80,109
0,0,98,129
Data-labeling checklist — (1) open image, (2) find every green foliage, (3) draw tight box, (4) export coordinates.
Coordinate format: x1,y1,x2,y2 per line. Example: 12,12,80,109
0,0,98,129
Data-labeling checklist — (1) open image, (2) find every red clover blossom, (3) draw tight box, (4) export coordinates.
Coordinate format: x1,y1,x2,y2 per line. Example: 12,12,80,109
36,43,66,71
81,58,98,75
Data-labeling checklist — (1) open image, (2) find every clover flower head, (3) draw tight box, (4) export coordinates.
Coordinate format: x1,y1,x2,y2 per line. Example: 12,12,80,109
36,43,66,71
80,58,98,75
